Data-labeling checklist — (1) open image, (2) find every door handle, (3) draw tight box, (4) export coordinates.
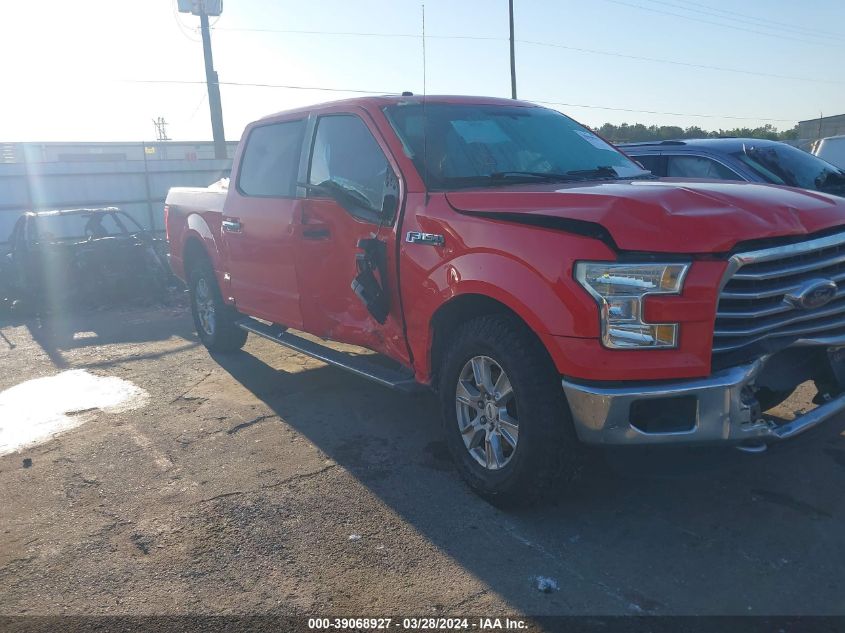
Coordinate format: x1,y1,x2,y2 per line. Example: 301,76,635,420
222,219,242,233
302,227,331,240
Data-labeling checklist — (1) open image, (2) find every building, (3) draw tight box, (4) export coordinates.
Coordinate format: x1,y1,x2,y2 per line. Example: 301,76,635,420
0,140,237,164
0,141,238,240
798,114,845,141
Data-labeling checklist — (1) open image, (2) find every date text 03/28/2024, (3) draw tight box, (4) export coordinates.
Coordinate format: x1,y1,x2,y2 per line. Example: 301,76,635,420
307,617,529,630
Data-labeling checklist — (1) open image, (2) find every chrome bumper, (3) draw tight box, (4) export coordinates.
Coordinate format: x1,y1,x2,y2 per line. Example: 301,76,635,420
562,357,845,446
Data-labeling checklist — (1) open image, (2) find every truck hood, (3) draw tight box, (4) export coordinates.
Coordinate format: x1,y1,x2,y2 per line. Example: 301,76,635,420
445,179,845,253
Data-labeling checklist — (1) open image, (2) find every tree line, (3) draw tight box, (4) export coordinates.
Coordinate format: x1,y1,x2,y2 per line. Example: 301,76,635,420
595,122,799,144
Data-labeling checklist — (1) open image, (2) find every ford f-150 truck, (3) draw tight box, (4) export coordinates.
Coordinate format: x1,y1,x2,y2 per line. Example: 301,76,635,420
166,95,845,504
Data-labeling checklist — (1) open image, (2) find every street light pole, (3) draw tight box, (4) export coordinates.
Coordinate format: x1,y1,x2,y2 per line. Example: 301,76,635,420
509,0,517,99
199,10,227,159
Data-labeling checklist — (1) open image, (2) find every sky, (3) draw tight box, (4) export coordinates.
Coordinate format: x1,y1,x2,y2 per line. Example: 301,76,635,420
1,0,843,143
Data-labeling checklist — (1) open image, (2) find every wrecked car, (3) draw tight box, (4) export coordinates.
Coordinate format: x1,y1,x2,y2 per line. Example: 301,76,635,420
167,95,845,505
2,207,170,312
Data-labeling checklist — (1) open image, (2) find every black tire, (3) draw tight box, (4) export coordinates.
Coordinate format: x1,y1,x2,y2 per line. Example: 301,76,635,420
188,260,247,353
438,314,583,506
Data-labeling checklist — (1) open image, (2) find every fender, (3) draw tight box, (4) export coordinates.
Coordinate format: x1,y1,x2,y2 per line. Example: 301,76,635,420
178,213,228,293
404,250,600,383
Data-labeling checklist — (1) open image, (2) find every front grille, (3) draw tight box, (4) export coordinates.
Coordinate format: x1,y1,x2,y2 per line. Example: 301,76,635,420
713,231,845,361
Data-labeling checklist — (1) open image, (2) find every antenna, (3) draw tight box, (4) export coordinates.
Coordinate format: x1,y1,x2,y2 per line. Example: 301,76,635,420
421,3,427,97
509,0,517,99
421,2,429,203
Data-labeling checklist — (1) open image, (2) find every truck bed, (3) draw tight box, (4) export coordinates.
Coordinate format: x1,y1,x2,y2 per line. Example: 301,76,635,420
165,183,227,215
165,182,230,282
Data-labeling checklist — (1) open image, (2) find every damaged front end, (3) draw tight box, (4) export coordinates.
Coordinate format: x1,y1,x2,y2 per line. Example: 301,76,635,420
564,228,845,449
563,345,845,449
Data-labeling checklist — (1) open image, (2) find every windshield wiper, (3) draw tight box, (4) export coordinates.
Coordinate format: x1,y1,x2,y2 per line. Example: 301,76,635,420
819,181,845,197
565,165,619,179
489,171,582,182
819,170,845,187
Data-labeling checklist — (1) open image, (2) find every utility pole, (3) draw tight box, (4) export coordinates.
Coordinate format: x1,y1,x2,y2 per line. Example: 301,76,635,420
509,0,517,99
152,117,170,141
199,9,227,158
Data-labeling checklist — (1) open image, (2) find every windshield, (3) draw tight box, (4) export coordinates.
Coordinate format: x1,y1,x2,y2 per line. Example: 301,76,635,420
383,103,649,190
732,143,845,194
31,211,142,243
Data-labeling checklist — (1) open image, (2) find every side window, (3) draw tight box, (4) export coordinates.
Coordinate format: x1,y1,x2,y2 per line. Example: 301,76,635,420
308,115,399,219
666,155,742,180
238,120,305,197
630,154,663,175
83,213,124,238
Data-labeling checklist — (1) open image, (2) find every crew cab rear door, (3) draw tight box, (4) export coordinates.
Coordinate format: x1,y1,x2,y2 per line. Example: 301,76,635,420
222,118,306,327
293,109,410,365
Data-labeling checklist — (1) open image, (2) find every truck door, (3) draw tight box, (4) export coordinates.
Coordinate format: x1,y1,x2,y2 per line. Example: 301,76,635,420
222,118,306,328
293,112,410,365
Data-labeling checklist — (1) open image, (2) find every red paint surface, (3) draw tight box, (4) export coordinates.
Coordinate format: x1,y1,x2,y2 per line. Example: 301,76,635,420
167,95,845,384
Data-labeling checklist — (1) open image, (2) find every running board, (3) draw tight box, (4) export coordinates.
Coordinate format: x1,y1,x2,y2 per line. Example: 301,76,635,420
236,317,424,393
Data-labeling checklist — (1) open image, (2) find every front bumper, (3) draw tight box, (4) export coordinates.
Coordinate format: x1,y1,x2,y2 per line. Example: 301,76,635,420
562,355,845,446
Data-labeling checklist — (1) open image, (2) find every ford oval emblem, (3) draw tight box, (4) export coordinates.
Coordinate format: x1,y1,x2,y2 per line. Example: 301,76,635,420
785,279,838,310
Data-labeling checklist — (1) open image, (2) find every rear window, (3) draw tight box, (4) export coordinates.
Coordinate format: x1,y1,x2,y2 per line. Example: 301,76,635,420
238,120,305,197
666,155,742,180
630,154,662,175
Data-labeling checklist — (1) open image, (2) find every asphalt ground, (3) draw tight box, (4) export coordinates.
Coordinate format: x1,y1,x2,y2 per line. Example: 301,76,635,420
1,303,844,628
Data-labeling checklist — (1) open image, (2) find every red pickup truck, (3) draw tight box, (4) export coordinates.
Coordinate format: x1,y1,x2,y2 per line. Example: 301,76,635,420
166,95,845,504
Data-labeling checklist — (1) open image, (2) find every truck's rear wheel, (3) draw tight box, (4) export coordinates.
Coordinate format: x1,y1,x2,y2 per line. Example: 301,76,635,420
438,314,582,506
189,261,247,352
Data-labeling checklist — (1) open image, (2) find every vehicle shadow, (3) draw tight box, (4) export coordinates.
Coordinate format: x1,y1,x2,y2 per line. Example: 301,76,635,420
0,300,197,369
211,346,845,616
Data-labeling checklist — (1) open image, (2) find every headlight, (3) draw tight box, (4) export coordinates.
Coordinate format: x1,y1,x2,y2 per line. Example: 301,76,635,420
575,262,690,349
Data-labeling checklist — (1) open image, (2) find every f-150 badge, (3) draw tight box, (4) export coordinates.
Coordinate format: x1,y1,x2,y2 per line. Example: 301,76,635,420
406,231,445,246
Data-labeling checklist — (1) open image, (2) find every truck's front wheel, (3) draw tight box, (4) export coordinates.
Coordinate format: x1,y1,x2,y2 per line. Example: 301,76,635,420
189,262,247,353
438,314,581,506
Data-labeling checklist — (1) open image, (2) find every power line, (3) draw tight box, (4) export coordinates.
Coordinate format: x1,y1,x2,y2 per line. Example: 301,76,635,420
598,0,843,47
122,79,394,95
636,0,844,42
211,25,842,86
118,79,798,122
665,0,844,40
212,26,502,41
532,99,795,122
518,40,845,86
187,91,208,122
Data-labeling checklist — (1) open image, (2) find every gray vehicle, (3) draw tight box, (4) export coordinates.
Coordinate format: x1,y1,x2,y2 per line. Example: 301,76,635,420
619,138,845,197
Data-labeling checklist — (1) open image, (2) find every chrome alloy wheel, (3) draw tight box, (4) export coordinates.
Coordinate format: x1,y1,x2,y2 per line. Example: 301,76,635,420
455,355,519,470
195,277,216,337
